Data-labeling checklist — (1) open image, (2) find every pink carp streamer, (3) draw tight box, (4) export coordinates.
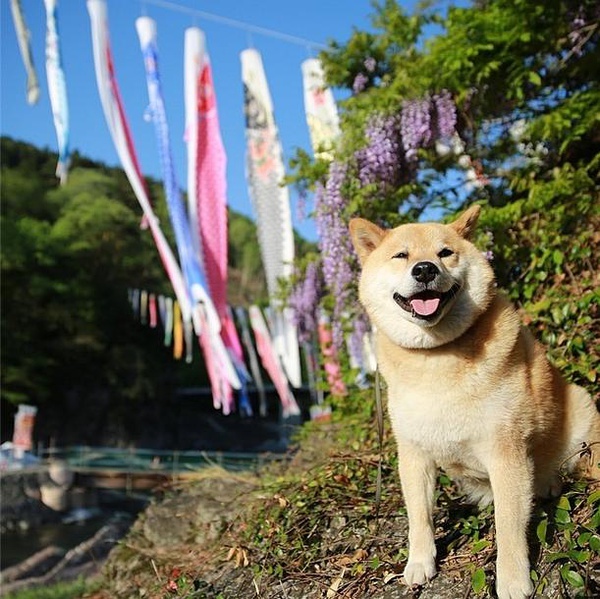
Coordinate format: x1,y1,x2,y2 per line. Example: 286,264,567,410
241,48,301,389
136,16,240,414
301,58,340,161
87,0,192,327
249,306,300,418
184,28,228,309
185,28,251,415
10,0,40,105
43,0,70,184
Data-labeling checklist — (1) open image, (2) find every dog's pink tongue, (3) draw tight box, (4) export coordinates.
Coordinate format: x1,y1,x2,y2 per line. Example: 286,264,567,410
410,297,440,316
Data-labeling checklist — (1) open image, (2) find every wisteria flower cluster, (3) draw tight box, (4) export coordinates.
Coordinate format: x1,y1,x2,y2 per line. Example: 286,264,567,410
353,90,458,198
354,113,404,188
432,90,458,139
288,261,323,343
314,161,357,350
352,57,378,94
401,91,457,161
401,98,432,161
364,56,377,73
352,72,369,94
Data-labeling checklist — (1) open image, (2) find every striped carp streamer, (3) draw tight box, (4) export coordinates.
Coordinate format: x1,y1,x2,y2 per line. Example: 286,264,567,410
10,0,40,105
43,0,70,184
241,48,301,389
87,0,193,327
136,16,240,412
249,306,300,418
185,27,251,415
301,58,340,161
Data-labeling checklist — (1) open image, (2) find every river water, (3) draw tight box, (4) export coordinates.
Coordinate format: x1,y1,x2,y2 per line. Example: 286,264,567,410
2,515,109,570
1,492,148,571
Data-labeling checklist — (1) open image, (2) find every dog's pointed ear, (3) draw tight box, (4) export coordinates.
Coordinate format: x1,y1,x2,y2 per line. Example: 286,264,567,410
349,218,386,264
449,205,481,239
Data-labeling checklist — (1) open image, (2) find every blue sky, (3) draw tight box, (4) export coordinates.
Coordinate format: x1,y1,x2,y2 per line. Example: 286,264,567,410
1,0,388,242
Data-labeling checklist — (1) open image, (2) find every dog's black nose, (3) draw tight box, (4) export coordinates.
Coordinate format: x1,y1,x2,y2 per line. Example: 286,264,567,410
412,261,439,284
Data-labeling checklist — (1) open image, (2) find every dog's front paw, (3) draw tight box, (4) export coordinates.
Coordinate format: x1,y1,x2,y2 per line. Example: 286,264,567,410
403,556,436,587
496,571,533,599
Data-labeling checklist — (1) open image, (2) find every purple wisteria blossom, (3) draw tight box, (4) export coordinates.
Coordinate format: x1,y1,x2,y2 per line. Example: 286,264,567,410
364,56,377,73
352,72,369,94
433,90,457,139
400,97,432,161
355,113,403,188
315,161,356,350
289,261,323,343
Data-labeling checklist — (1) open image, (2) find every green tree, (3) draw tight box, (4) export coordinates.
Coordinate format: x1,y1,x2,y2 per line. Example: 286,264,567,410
1,137,314,444
1,139,177,443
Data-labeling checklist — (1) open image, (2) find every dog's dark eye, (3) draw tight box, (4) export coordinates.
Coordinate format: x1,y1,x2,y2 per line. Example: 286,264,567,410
438,248,454,258
393,251,408,259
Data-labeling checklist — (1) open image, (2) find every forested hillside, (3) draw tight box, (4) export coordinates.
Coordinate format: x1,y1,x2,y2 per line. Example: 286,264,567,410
0,137,310,446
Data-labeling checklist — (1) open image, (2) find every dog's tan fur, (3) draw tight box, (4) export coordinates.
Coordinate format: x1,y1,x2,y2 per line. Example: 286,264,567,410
349,205,600,599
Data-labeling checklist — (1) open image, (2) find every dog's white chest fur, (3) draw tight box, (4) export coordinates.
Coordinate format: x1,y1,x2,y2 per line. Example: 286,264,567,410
387,385,490,470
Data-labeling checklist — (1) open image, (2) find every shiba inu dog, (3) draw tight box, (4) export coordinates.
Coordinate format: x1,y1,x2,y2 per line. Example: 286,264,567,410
349,205,600,599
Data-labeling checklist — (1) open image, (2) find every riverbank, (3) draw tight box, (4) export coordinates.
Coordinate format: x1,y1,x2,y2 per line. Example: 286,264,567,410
0,465,146,596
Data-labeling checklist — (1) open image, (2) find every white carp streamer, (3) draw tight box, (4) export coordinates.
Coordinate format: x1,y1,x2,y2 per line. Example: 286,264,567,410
241,48,301,389
10,0,40,105
249,306,300,418
301,58,340,161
